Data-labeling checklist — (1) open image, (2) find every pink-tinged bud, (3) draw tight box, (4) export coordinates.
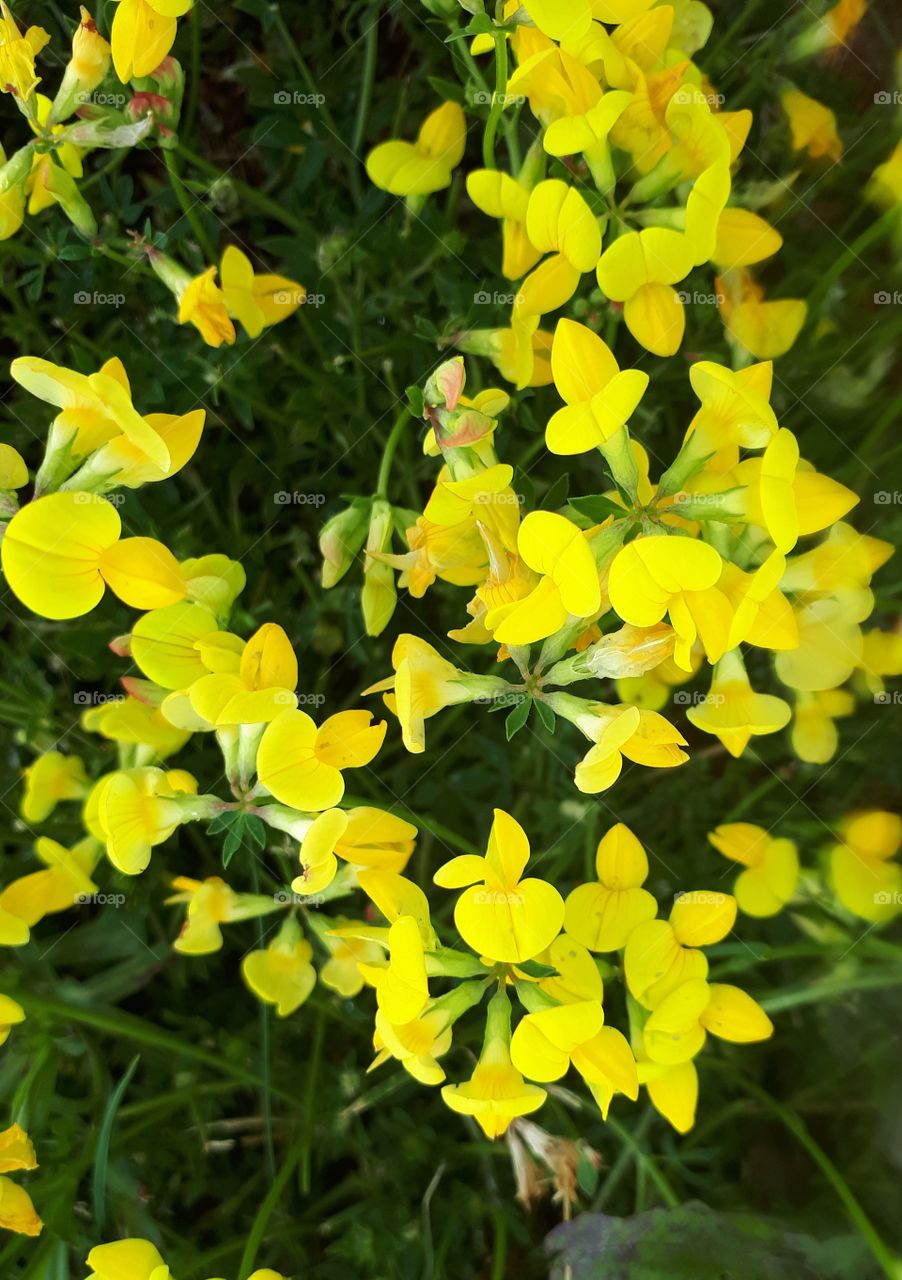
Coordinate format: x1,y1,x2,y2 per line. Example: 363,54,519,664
120,676,166,706
424,356,465,411
108,633,131,658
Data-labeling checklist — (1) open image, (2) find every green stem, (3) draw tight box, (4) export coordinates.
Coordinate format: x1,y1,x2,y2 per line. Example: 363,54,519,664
164,148,217,260
735,1075,902,1280
351,9,378,158
237,1127,306,1280
482,32,509,170
375,409,410,498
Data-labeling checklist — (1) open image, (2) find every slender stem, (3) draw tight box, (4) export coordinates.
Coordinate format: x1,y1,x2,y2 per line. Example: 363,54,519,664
735,1075,902,1280
375,409,410,498
250,859,277,1183
164,149,217,260
351,8,379,158
482,32,509,170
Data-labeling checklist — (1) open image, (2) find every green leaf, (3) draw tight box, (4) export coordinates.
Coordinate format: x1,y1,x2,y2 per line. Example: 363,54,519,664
505,697,531,740
568,494,627,523
546,1205,871,1280
533,699,556,733
406,385,425,418
92,1055,140,1231
541,472,570,512
516,959,560,979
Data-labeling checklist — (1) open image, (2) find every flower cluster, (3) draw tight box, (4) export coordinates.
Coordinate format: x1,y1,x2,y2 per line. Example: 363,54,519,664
353,812,771,1139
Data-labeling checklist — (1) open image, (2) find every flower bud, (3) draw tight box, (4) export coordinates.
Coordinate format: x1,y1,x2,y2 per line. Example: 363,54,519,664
319,500,370,589
362,498,397,637
49,7,111,125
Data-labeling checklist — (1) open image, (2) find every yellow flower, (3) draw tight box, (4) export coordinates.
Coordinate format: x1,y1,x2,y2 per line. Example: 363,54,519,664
86,1238,170,1280
642,977,772,1064
0,1,49,102
372,984,483,1086
510,1000,638,1117
547,696,688,793
607,535,731,670
0,995,25,1045
708,823,799,917
187,622,298,726
0,1123,41,1236
487,511,601,645
791,689,855,764
359,914,430,1024
544,318,648,455
717,268,807,360
242,918,316,1016
386,516,487,599
110,0,191,83
466,168,543,281
95,767,197,874
368,634,507,754
564,822,658,951
434,808,564,964
687,648,791,757
314,918,383,998
366,101,466,197
334,807,417,874
442,990,545,1139
625,890,736,1009
10,354,170,476
782,88,843,161
255,708,385,810
20,751,87,823
178,266,236,348
168,875,279,955
2,491,186,620
0,835,99,941
636,1051,699,1134
220,244,305,338
0,1178,42,1236
830,810,902,923
83,696,191,761
515,179,602,317
712,207,783,271
50,7,110,123
597,227,696,355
